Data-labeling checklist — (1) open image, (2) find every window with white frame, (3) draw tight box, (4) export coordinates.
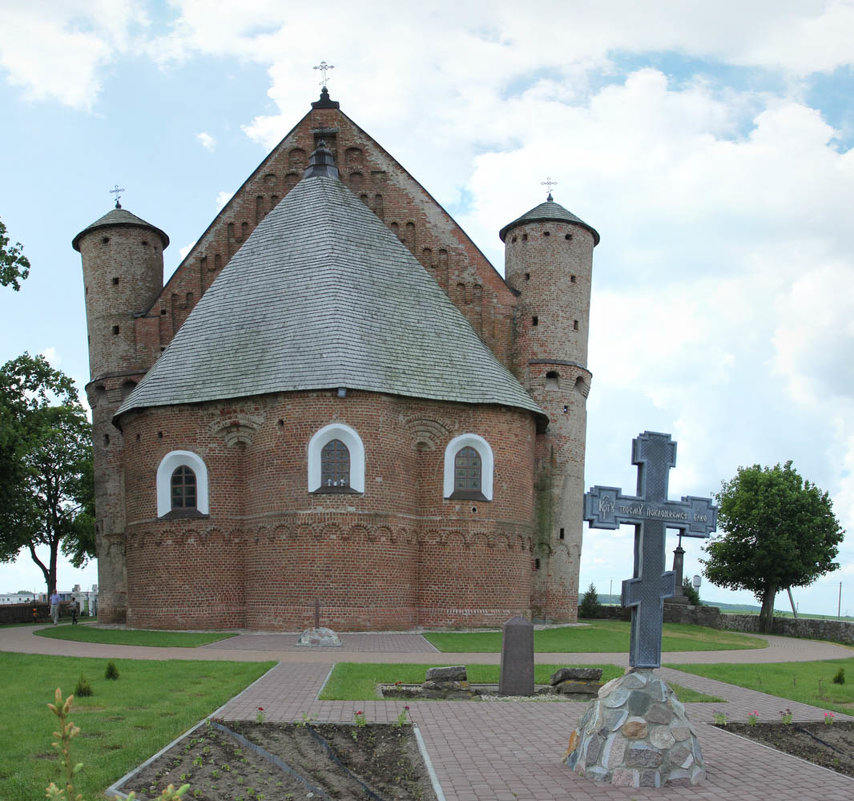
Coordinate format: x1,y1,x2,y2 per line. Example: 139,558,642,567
443,434,494,501
308,423,365,494
156,450,209,517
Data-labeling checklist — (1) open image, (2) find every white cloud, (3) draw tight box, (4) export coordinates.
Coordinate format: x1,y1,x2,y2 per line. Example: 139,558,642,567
0,1,146,110
215,191,233,211
40,346,61,367
196,132,216,152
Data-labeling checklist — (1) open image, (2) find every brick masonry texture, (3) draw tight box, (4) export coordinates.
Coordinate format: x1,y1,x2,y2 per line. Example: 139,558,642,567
76,93,596,628
120,392,536,630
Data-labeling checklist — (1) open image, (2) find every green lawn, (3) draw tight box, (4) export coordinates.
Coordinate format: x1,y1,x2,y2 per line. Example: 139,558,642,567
319,662,722,703
34,623,237,647
424,620,767,653
668,658,854,716
0,652,274,801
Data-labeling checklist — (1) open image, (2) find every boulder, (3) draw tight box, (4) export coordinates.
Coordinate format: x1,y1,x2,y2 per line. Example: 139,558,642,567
425,665,467,683
550,667,603,685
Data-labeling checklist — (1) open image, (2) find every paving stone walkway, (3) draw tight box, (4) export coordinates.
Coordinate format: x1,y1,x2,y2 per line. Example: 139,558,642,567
3,625,854,800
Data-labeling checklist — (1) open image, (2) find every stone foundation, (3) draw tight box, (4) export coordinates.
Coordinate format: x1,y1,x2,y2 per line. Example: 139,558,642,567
565,669,705,788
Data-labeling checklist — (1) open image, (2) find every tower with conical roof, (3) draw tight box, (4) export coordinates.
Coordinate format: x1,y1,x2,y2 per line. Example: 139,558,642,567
501,193,599,621
73,202,169,623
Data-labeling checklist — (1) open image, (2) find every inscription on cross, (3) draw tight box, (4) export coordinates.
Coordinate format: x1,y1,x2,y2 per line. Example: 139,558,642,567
584,431,717,668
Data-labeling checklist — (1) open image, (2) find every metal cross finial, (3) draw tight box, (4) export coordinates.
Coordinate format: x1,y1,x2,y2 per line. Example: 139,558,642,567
110,184,125,209
541,177,558,201
313,61,335,88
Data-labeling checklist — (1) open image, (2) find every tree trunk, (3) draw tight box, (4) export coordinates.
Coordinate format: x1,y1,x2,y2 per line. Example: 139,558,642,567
759,587,776,633
27,541,53,596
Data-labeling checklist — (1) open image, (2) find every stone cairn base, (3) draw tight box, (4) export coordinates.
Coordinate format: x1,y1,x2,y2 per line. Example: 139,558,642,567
565,669,705,788
295,626,341,647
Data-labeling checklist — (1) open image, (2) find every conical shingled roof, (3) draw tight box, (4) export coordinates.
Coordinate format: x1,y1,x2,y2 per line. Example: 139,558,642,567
72,206,169,251
115,174,545,423
499,199,599,245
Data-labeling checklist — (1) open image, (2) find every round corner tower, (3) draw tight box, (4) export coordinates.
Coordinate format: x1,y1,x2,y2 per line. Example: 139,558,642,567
73,205,169,622
500,195,599,622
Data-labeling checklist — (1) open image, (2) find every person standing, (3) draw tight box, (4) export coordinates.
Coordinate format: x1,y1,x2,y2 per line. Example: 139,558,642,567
49,590,61,625
70,598,79,624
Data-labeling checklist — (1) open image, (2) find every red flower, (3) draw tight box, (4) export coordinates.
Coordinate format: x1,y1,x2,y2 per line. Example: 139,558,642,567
257,706,264,711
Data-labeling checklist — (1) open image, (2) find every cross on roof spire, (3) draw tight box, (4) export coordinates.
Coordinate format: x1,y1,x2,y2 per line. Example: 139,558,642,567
313,60,334,88
110,184,125,209
541,177,558,201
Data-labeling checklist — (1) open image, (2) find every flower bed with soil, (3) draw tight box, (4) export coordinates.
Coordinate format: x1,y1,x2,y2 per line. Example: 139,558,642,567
716,720,854,778
120,720,437,801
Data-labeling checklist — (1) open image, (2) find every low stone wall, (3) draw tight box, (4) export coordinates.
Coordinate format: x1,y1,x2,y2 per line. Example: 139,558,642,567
586,603,854,646
721,613,854,645
0,603,49,625
663,604,721,628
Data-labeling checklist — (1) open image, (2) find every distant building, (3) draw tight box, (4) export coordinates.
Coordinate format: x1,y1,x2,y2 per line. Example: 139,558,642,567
74,89,598,630
0,592,41,605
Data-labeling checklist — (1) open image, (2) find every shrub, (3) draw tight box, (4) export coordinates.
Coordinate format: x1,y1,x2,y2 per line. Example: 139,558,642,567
682,578,701,606
105,661,120,680
832,667,845,685
74,675,93,697
579,583,602,619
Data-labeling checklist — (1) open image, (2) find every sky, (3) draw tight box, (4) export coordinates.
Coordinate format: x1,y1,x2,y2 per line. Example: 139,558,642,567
1,0,853,616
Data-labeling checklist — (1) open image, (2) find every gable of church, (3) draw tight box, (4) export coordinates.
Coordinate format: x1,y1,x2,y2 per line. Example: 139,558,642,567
133,94,517,374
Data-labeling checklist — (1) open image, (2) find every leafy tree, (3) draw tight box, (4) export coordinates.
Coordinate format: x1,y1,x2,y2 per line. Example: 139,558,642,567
0,216,31,290
0,354,94,595
579,582,602,618
702,461,843,632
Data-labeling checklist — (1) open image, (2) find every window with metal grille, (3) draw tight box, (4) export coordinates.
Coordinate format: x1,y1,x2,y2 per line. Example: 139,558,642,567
454,446,482,494
170,465,197,510
321,439,350,488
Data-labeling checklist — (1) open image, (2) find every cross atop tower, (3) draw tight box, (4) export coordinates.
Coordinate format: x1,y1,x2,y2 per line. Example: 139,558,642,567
541,177,558,201
110,184,125,209
313,60,335,88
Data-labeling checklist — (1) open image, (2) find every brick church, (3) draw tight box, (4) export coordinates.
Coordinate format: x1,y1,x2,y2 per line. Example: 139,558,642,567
73,88,599,630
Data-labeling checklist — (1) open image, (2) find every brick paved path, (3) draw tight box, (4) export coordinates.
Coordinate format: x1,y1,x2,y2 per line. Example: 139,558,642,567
4,625,854,800
215,659,854,801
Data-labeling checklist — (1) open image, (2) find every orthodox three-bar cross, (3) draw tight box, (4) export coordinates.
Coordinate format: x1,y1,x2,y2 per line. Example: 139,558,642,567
313,61,334,88
584,431,717,669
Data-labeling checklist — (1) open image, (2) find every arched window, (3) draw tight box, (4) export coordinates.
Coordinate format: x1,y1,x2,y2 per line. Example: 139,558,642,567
454,447,481,494
321,439,350,489
443,434,494,501
308,423,365,494
156,451,209,517
170,465,197,510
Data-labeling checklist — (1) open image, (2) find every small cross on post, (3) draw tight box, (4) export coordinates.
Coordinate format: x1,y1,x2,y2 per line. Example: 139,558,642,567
541,177,558,201
584,432,717,668
109,184,125,209
313,60,334,88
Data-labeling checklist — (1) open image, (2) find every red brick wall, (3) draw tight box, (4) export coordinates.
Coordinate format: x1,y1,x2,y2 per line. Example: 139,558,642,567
119,390,536,630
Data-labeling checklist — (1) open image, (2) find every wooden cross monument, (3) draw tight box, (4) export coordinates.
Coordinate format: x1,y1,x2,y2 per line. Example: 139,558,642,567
584,432,717,669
